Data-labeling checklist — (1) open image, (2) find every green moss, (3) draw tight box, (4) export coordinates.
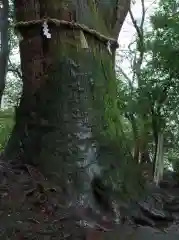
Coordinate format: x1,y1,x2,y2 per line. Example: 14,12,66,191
87,0,110,35
8,3,144,200
52,30,131,150
0,109,14,151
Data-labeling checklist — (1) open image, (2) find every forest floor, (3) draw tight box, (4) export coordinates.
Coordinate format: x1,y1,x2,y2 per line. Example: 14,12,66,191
0,160,179,239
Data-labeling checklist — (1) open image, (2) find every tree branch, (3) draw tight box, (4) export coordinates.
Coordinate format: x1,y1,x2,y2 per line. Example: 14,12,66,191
129,0,146,85
117,66,133,87
8,55,22,80
8,67,22,80
113,0,131,39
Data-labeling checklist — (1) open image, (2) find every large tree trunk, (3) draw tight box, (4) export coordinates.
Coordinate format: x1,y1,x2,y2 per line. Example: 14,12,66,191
4,0,131,208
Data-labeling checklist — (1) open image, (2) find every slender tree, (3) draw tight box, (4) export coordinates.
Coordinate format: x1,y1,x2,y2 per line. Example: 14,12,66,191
0,0,9,107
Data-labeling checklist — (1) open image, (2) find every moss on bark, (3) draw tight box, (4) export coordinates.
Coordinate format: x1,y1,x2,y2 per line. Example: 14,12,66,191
5,0,144,205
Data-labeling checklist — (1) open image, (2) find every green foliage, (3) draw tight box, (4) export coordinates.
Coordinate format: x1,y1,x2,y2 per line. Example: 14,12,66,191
0,109,14,151
136,0,179,171
4,0,22,108
115,0,179,175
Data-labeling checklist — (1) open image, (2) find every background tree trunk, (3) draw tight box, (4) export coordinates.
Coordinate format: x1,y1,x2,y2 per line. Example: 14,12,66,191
0,0,9,107
4,0,131,208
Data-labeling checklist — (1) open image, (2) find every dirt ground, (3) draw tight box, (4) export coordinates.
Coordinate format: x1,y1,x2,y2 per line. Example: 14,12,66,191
0,160,179,239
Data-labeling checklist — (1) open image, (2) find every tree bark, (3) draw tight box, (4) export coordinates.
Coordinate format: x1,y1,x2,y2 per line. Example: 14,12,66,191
0,0,9,107
154,132,164,185
4,0,131,208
